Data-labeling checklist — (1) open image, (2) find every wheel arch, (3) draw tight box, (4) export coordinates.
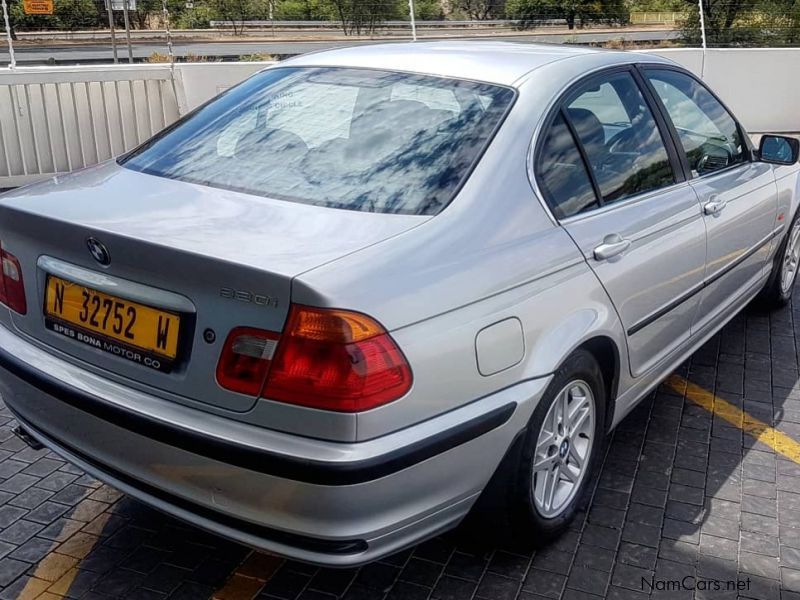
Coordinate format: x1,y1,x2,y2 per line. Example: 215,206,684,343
575,335,620,434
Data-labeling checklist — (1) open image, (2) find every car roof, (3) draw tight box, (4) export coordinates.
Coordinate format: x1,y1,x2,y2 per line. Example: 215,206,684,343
283,41,674,87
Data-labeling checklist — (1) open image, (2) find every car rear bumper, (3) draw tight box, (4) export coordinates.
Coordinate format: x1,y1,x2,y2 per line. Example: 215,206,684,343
0,322,549,566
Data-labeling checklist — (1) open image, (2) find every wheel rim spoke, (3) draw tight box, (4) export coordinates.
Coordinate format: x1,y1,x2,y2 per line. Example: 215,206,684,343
560,389,570,434
545,466,558,510
536,431,555,455
561,463,578,483
533,453,558,472
567,443,584,469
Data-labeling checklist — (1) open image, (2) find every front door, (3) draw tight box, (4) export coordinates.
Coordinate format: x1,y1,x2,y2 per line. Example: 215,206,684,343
642,68,778,331
536,68,707,377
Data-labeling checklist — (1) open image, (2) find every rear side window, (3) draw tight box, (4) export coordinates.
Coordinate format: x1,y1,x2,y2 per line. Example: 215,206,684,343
537,112,599,220
121,67,515,216
646,69,746,176
565,71,675,204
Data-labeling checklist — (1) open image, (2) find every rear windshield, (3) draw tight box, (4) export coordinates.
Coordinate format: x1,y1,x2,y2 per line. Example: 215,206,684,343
120,67,515,215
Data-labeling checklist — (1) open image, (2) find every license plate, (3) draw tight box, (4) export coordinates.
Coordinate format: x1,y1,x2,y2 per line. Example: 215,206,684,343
44,275,180,371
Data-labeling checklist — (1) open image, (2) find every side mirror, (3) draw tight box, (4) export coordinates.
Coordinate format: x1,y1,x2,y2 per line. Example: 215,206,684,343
758,135,799,165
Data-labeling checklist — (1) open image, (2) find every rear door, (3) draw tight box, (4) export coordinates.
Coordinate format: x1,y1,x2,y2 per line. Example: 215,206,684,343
641,67,778,332
536,67,706,377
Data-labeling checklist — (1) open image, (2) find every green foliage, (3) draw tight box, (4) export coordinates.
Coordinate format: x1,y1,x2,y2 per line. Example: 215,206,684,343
679,0,800,47
238,51,274,59
683,0,800,47
626,0,684,10
175,4,216,27
274,0,332,20
9,0,101,30
681,0,759,46
129,0,188,29
325,0,404,33
413,0,444,20
6,0,798,46
447,0,504,19
507,0,629,29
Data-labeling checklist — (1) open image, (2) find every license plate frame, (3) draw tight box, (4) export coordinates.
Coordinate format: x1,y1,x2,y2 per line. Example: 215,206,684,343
43,275,181,373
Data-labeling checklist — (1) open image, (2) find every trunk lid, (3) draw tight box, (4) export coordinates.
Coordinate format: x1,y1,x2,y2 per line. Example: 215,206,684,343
0,162,426,412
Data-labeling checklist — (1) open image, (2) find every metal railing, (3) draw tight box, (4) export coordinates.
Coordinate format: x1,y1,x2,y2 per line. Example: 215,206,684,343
630,12,682,25
206,18,566,28
0,65,180,187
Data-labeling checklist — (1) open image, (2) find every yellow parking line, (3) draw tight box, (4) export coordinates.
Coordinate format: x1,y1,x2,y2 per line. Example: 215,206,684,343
15,495,115,599
666,374,800,465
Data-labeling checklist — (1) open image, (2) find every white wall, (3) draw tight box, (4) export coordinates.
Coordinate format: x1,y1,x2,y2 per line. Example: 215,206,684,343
174,62,270,113
647,48,800,133
172,50,800,135
0,64,180,187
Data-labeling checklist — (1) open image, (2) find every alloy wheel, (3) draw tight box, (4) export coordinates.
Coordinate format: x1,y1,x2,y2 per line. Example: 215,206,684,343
532,380,595,518
781,218,800,295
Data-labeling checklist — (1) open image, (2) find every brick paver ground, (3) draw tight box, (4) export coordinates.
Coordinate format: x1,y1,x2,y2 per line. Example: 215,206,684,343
0,297,800,599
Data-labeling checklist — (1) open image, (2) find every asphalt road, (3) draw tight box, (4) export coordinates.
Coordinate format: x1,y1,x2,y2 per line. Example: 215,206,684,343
0,29,680,64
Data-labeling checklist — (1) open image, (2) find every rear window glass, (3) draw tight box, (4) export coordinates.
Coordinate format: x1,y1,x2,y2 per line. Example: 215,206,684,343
121,67,515,215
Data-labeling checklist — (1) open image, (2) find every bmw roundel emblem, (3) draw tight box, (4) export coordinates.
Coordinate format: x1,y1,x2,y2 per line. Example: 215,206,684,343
86,237,110,266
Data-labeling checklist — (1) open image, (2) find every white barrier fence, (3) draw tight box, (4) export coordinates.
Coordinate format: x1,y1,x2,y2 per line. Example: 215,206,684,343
0,65,181,187
0,49,798,188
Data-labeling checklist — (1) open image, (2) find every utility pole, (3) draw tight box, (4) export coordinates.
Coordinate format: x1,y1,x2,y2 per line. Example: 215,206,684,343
1,0,15,69
407,0,416,41
122,0,133,63
698,0,707,76
106,0,119,63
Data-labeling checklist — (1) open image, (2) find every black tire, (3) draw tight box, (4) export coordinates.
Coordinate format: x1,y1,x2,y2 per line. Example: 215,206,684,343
468,349,607,549
506,350,606,547
757,209,800,309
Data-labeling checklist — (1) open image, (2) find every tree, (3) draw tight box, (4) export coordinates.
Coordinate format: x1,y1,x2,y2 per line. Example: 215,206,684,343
274,0,332,20
9,0,101,31
507,0,629,29
130,0,189,29
413,0,444,19
208,0,256,33
327,0,402,34
448,0,504,20
680,0,761,46
6,0,21,38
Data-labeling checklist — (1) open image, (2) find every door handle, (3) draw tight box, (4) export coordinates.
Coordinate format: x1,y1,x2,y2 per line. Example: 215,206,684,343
704,196,727,215
594,233,631,260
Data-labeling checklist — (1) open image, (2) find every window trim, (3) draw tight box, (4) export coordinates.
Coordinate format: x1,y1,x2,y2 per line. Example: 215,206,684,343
559,180,694,226
636,64,754,182
532,64,687,222
557,107,603,211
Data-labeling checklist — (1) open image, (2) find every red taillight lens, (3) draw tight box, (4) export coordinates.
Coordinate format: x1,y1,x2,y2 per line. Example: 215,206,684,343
0,247,26,315
215,305,412,411
264,305,412,412
215,327,280,395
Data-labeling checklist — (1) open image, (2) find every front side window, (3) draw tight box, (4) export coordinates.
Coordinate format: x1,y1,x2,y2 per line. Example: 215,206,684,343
121,67,515,215
565,71,676,204
646,69,746,176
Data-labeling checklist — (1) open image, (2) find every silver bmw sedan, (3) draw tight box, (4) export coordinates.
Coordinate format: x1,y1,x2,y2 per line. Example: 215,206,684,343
0,41,798,566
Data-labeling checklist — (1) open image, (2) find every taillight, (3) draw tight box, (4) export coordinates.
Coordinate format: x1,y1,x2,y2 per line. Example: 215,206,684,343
215,305,412,412
0,246,26,315
215,327,279,395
